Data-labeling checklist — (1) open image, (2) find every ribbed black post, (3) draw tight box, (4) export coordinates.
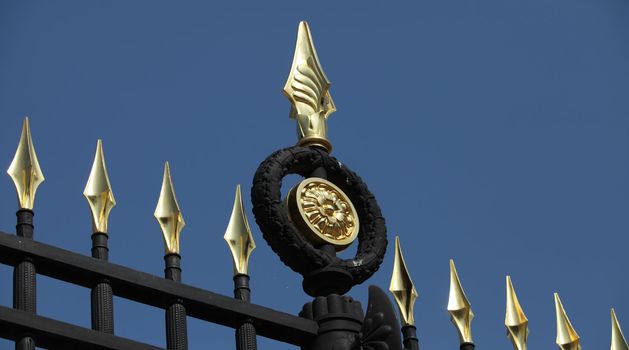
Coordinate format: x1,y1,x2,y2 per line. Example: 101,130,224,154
234,274,257,350
164,254,188,350
460,342,475,350
14,209,36,350
90,232,114,333
401,325,419,350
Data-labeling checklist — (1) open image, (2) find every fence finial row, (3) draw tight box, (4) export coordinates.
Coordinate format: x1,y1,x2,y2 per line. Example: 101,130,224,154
448,259,474,344
505,276,528,350
7,117,44,210
389,236,418,326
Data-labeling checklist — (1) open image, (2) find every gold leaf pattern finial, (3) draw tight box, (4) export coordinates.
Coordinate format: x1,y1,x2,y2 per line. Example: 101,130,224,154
154,162,185,255
447,259,474,344
389,236,418,326
83,139,116,234
554,293,581,350
283,21,336,152
7,117,45,210
611,309,629,350
224,185,256,275
505,276,529,350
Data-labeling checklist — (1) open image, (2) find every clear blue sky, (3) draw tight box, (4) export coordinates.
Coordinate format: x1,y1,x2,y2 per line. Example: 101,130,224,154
0,1,628,349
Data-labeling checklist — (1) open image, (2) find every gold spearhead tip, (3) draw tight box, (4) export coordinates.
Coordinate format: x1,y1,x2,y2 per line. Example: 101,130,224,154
224,184,256,275
283,20,336,152
154,162,185,255
83,139,116,234
7,117,45,210
554,293,581,350
505,276,529,350
447,259,474,344
612,309,629,350
389,236,419,326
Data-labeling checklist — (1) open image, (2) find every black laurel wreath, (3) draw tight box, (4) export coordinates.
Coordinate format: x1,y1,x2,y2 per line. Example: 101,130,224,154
251,146,387,285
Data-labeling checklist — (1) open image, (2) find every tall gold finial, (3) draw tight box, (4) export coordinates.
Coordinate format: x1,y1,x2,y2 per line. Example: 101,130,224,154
554,293,581,350
283,21,336,152
7,117,45,210
389,236,418,326
224,185,256,275
83,139,116,234
154,162,185,255
447,259,474,344
611,309,629,350
505,276,529,350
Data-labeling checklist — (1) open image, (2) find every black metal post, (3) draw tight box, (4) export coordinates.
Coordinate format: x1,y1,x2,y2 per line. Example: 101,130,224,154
164,254,188,350
233,274,257,350
91,232,114,334
460,342,475,350
14,209,36,350
401,325,419,350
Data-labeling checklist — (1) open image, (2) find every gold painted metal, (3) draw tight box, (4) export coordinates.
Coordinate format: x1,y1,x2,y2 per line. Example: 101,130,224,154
224,185,256,276
611,309,629,350
286,177,358,251
154,162,185,255
83,139,116,234
505,276,528,350
7,117,45,210
389,236,418,326
447,259,474,344
554,293,581,350
283,21,336,152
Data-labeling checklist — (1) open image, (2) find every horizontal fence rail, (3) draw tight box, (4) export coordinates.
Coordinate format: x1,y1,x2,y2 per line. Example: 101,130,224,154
0,305,163,350
0,231,318,346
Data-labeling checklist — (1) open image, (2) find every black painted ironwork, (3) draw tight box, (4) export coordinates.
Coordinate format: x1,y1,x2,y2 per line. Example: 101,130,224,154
163,253,188,350
14,209,36,350
91,232,114,334
234,274,257,350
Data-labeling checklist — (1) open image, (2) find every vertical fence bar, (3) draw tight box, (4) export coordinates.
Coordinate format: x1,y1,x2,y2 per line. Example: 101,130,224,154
91,232,114,333
401,325,419,350
164,254,188,350
14,209,36,350
234,274,257,350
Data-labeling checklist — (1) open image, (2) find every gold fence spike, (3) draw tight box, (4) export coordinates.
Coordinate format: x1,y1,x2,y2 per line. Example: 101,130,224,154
224,185,256,275
283,21,336,152
447,259,474,344
389,236,418,326
554,293,581,350
505,276,529,350
154,162,185,255
612,309,629,350
7,117,45,210
83,140,116,234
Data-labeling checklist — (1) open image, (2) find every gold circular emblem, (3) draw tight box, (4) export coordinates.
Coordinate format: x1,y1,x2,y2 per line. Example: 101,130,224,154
286,177,359,251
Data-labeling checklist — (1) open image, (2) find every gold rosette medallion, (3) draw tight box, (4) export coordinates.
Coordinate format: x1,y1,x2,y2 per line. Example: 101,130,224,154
286,177,359,251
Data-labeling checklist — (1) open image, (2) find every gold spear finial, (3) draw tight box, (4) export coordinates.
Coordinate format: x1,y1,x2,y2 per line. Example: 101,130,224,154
83,139,116,234
554,293,581,350
154,162,185,255
7,117,45,210
611,309,629,350
283,21,336,152
389,236,418,326
447,259,474,344
224,185,256,275
505,276,529,350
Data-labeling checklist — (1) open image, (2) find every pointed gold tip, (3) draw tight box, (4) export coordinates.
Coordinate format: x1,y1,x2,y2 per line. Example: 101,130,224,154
505,276,529,350
447,259,474,344
154,162,185,255
389,236,419,326
7,117,45,210
612,309,629,350
283,20,336,152
554,293,581,350
224,184,256,275
83,140,116,234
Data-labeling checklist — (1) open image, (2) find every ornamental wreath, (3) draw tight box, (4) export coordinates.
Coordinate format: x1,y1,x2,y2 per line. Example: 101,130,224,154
251,146,387,285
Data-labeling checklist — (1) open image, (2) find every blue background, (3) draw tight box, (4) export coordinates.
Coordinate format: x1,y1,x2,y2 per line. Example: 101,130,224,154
0,1,628,349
